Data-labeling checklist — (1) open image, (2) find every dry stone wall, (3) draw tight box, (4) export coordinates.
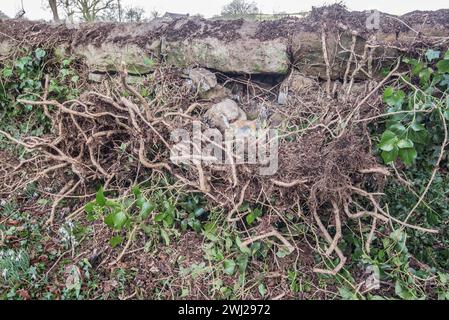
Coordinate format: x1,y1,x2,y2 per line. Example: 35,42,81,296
1,5,449,80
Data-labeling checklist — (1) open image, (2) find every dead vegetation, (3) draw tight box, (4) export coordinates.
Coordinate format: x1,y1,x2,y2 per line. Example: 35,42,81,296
0,49,427,277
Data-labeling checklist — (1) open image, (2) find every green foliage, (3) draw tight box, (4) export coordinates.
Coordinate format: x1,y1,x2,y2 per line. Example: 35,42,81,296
245,207,263,225
361,228,449,300
383,169,449,270
0,48,79,139
366,48,449,300
0,194,130,299
223,259,236,275
85,182,209,248
377,50,449,166
0,249,30,285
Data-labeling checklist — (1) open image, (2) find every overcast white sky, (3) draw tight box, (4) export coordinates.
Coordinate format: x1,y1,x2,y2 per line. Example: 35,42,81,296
1,0,448,20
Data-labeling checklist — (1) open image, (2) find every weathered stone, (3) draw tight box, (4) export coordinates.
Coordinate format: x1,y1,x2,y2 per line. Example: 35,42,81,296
0,40,12,56
291,30,399,81
187,67,217,93
165,37,289,74
74,42,158,75
205,99,247,131
200,85,232,100
88,72,106,82
291,31,350,80
268,113,285,127
162,19,289,74
278,71,315,105
88,72,145,85
244,103,263,120
229,119,260,138
277,92,288,105
126,75,146,85
288,72,315,92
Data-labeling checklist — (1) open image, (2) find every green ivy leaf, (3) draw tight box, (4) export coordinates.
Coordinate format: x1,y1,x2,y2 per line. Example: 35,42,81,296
109,236,123,248
387,122,406,135
235,236,251,254
426,49,440,62
412,62,424,76
104,213,115,228
398,148,417,166
410,122,426,131
84,201,95,214
409,129,428,144
378,130,398,152
395,281,414,300
140,201,154,220
406,58,424,76
397,139,414,149
2,68,13,78
419,68,433,85
444,50,449,60
113,211,128,230
132,185,141,198
236,255,249,274
440,74,449,87
143,57,155,67
246,212,256,225
194,207,206,217
160,229,170,245
105,200,121,208
203,222,216,234
252,208,262,217
438,272,448,285
444,109,449,121
35,48,46,60
104,210,128,230
163,212,174,227
192,220,202,233
436,59,449,73
15,56,31,70
223,259,236,275
96,186,106,206
381,147,399,164
383,87,405,107
258,283,267,297
339,286,357,300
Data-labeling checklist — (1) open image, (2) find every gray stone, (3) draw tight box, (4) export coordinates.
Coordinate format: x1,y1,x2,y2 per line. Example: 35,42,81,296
88,72,145,85
88,73,106,82
205,99,247,132
229,120,260,139
268,113,285,127
277,91,288,105
278,71,315,104
165,37,289,74
188,68,217,93
74,43,158,75
200,85,232,100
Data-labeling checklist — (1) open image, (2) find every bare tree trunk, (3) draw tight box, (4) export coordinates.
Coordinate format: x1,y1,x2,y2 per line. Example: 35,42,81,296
48,0,60,22
117,0,122,22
